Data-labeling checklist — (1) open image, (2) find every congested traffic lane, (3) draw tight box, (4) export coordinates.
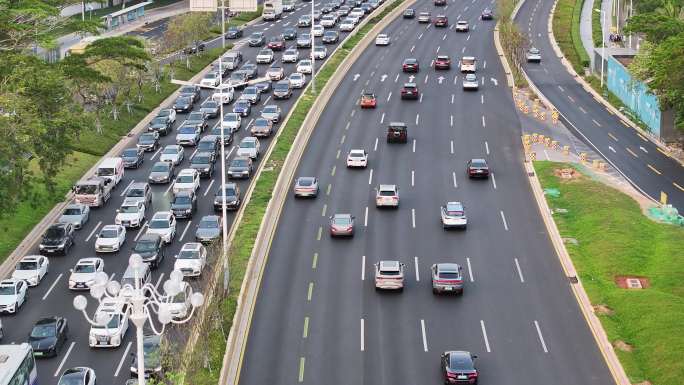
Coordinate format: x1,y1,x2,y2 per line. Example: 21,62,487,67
239,0,615,384
517,0,683,210
0,2,356,384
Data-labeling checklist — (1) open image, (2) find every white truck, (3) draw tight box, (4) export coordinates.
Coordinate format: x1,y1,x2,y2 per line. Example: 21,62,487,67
72,176,114,207
262,0,283,20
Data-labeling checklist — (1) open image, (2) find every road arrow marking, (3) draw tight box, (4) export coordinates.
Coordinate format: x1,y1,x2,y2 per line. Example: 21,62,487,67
608,146,616,153
438,76,445,84
380,74,387,82
408,75,415,82
490,77,498,86
639,146,648,153
353,73,360,81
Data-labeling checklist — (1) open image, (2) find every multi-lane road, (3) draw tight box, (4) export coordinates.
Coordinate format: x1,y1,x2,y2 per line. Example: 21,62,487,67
0,2,359,384
238,0,614,384
518,0,684,210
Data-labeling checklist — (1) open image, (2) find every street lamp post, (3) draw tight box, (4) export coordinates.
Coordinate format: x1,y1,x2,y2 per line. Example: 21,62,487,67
73,255,204,385
310,0,316,94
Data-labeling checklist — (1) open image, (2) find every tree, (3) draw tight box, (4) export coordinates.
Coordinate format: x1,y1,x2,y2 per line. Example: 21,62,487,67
161,12,215,53
624,13,684,43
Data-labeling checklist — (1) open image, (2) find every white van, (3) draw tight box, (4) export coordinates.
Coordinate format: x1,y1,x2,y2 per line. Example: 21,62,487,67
460,56,477,73
96,157,124,187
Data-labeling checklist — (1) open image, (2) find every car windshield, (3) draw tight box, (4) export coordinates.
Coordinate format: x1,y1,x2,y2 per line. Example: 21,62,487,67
97,167,114,176
152,117,166,125
127,188,145,197
405,59,417,64
231,73,245,81
203,101,218,108
63,207,82,216
290,74,303,80
162,147,178,154
193,155,211,164
462,57,475,65
231,159,248,167
200,219,219,228
140,134,156,142
269,66,282,72
188,112,203,120
122,149,138,157
152,164,169,172
245,88,257,95
198,141,215,150
275,83,289,90
31,324,56,338
240,141,255,148
75,184,98,194
379,190,396,196
471,160,487,167
179,127,196,134
235,101,249,108
177,175,194,183
45,227,65,239
0,285,16,295
466,74,477,81
134,240,157,252
92,314,120,329
149,219,169,229
224,114,238,122
180,86,195,94
350,152,364,158
258,50,271,56
440,271,461,279
219,187,236,196
158,110,170,117
449,354,472,370
178,250,199,259
174,195,192,205
298,178,314,186
120,205,139,214
99,229,118,238
333,216,351,225
74,264,96,273
250,33,263,39
205,73,217,79
16,261,38,270
255,120,269,127
263,106,278,113
171,290,187,304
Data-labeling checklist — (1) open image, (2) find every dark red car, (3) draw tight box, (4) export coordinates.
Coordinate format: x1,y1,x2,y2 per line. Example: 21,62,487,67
400,83,420,100
467,158,490,178
402,58,419,72
435,55,451,69
434,15,448,27
267,36,286,51
442,351,479,384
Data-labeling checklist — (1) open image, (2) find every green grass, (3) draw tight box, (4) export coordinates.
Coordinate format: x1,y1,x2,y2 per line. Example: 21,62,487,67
534,161,684,385
183,1,406,383
554,0,590,72
0,47,229,263
592,0,603,46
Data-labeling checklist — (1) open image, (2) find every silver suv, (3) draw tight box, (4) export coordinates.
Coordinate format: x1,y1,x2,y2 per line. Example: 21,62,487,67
431,263,464,294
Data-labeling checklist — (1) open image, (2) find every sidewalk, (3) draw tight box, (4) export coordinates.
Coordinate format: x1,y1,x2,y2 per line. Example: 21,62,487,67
579,0,596,67
54,0,189,58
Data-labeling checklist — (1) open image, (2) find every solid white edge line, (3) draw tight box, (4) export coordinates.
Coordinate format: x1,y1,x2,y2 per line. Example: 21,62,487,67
420,319,428,352
514,258,525,283
534,320,549,353
466,257,474,282
85,221,103,242
361,255,366,281
114,341,133,377
361,318,365,351
42,273,63,300
54,341,76,377
500,210,508,231
480,320,491,352
414,256,420,281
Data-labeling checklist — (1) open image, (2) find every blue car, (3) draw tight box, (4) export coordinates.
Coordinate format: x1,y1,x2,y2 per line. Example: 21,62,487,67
233,101,251,117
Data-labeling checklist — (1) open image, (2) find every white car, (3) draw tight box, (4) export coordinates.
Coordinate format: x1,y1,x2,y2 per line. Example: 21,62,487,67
68,258,104,290
266,65,285,81
0,279,28,314
200,71,221,88
237,137,261,159
340,19,356,31
211,87,234,104
462,73,479,90
296,60,313,74
346,149,368,168
455,20,469,32
172,168,201,195
313,24,324,37
89,299,129,348
350,8,365,18
159,145,185,165
12,255,49,287
526,47,542,62
115,198,146,228
289,72,307,88
256,49,275,64
313,46,328,60
375,184,399,207
95,224,126,253
321,15,336,27
282,48,300,63
441,201,468,229
374,260,405,290
375,33,390,45
223,113,242,132
174,243,208,277
146,211,177,244
165,281,192,319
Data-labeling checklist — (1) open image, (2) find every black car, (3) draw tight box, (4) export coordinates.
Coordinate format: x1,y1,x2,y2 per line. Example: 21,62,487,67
227,156,253,179
283,27,298,40
29,317,68,358
361,3,372,13
148,116,172,135
197,135,220,160
229,71,249,89
403,8,415,18
481,8,493,19
148,161,175,184
39,223,74,255
248,32,266,46
190,152,215,178
210,126,235,144
171,191,197,219
183,41,205,54
226,26,243,39
200,100,220,118
214,183,241,210
133,234,165,268
173,96,193,113
179,85,201,102
137,132,160,152
255,81,271,94
185,111,208,131
442,351,479,384
241,63,258,79
130,335,163,378
322,31,339,44
402,57,419,72
122,147,145,169
467,158,490,178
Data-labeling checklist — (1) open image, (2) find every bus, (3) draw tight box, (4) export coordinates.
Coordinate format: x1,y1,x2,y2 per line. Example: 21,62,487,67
0,343,38,385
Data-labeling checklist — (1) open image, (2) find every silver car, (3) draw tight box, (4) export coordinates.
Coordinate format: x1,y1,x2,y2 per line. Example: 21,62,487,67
293,177,319,197
431,263,464,294
374,260,405,290
159,145,185,165
526,47,542,62
462,73,479,90
440,201,467,229
195,215,221,244
261,105,282,123
58,203,90,229
375,184,399,208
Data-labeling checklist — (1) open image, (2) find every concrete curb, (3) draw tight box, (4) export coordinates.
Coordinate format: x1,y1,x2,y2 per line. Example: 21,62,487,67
0,49,229,280
545,0,684,166
522,159,631,385
216,1,415,385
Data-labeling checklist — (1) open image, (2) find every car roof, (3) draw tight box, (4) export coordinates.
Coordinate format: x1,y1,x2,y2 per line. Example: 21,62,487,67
404,83,417,87
101,224,119,231
379,260,401,271
35,316,60,326
152,211,173,220
437,55,450,59
457,20,468,23
446,201,464,209
178,168,197,176
76,257,100,265
378,184,397,191
241,136,257,143
200,215,221,222
350,148,365,153
20,255,43,262
437,263,461,272
333,213,352,219
181,242,203,251
471,158,487,163
121,198,142,206
138,233,161,242
462,56,476,60
65,203,85,209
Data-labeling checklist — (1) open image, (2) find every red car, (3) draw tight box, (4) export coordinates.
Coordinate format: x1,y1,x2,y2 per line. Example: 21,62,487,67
267,36,285,51
467,158,490,178
329,214,355,237
435,55,451,70
360,93,377,108
402,58,419,72
400,83,420,100
434,15,448,27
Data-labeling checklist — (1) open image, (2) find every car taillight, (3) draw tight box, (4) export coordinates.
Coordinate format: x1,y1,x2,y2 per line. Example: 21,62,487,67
469,373,478,379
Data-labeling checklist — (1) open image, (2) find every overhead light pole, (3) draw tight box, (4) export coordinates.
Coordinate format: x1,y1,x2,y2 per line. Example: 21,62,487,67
310,0,316,94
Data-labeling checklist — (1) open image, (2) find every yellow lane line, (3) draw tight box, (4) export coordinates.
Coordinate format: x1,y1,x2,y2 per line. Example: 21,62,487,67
307,282,314,301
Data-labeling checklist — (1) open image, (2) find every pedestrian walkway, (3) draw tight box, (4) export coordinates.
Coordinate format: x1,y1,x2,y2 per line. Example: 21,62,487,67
579,0,596,66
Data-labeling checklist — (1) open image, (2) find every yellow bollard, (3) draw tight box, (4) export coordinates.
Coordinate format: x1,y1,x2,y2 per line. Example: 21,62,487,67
531,133,539,143
579,152,587,162
592,159,600,169
544,137,552,147
551,140,559,149
562,145,570,155
537,134,545,143
523,105,529,114
529,152,537,161
539,112,546,121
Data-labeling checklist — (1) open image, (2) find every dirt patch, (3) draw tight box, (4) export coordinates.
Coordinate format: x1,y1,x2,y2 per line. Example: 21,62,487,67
615,276,651,289
553,168,580,180
613,340,634,352
593,304,614,316
632,381,652,385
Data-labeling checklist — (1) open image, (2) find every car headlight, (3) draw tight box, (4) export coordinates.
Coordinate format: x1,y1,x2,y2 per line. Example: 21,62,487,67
204,167,210,172
69,279,76,285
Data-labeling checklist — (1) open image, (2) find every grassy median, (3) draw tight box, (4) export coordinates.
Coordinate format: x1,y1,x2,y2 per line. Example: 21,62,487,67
553,0,590,72
184,1,407,383
535,161,684,385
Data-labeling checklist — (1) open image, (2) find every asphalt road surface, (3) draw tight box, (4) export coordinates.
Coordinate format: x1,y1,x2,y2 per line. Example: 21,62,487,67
238,0,615,385
0,2,355,384
518,0,684,210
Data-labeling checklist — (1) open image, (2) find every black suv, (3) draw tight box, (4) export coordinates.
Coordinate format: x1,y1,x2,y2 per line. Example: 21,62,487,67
214,183,241,211
403,8,415,18
197,135,220,160
171,191,197,219
190,152,215,178
179,85,201,102
133,234,165,268
387,122,408,143
185,111,208,131
39,223,74,255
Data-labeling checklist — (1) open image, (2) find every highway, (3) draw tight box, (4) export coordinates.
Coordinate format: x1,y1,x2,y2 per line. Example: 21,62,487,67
0,2,355,384
238,0,614,384
518,0,684,210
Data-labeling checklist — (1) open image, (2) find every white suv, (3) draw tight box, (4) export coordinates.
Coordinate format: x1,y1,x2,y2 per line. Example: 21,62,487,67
94,224,126,253
89,300,129,348
174,243,208,277
375,184,399,207
374,260,405,290
68,257,104,290
173,169,200,196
